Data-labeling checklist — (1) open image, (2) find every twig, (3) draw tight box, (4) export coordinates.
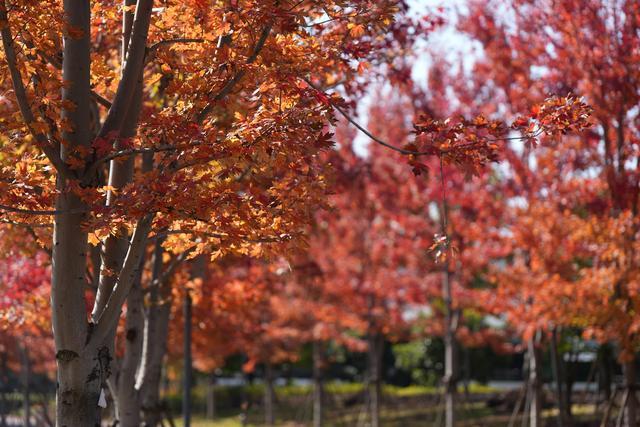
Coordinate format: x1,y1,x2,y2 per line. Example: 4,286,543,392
197,24,273,122
148,37,204,54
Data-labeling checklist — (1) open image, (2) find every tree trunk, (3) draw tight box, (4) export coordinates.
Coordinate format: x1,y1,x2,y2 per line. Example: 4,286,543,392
53,1,102,424
623,361,637,427
368,333,383,427
527,334,542,427
138,241,172,427
138,302,171,427
94,5,141,423
313,341,325,427
264,363,275,426
0,350,6,427
550,328,571,426
183,290,193,427
116,265,145,427
182,256,204,427
240,367,251,427
206,373,216,420
442,267,458,427
598,344,613,407
20,346,30,427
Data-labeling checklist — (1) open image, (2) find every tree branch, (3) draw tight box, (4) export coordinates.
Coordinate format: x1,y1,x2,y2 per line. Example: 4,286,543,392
301,77,527,157
0,218,52,228
196,24,273,122
0,204,88,216
147,37,204,56
0,1,73,179
85,214,155,352
98,0,154,138
151,228,293,244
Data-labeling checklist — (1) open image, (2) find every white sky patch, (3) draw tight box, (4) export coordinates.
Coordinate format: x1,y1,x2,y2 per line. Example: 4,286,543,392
353,0,476,156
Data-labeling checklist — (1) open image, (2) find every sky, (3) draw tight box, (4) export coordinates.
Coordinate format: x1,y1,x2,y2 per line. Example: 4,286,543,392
352,0,475,155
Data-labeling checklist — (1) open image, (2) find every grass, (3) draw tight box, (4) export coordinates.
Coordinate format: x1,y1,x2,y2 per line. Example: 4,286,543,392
169,383,604,427
172,403,601,427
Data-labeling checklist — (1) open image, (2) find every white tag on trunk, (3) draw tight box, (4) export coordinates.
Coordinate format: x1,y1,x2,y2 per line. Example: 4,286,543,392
98,388,107,408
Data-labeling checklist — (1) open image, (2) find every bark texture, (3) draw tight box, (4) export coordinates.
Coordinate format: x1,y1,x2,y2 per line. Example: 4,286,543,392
53,1,100,425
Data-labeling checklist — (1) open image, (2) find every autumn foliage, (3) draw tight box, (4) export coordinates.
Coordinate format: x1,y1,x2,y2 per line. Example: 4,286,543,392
3,0,640,425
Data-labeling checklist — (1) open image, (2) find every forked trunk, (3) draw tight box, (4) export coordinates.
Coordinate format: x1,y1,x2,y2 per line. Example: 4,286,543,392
54,0,97,424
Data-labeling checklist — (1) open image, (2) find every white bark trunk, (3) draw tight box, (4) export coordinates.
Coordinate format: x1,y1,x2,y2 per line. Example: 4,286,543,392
53,1,102,424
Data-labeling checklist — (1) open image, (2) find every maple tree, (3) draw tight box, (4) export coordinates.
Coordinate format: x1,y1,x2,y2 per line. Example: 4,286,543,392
0,0,598,424
453,0,639,424
0,0,428,423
